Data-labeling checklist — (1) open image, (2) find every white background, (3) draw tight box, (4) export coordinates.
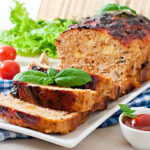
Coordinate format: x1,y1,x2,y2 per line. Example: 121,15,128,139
0,0,41,29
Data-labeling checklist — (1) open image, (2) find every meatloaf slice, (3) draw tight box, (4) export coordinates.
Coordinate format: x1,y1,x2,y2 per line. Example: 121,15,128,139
56,12,150,95
29,62,120,100
0,95,89,134
10,81,107,112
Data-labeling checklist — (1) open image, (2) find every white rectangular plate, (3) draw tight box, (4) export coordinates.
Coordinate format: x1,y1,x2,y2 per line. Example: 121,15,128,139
0,81,150,148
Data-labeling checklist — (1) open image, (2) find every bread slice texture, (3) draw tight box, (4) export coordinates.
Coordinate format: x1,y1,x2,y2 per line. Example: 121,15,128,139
10,81,107,112
29,62,120,101
55,12,150,96
0,95,89,134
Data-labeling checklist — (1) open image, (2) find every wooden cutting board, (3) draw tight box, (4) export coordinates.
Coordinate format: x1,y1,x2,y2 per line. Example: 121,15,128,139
37,0,150,20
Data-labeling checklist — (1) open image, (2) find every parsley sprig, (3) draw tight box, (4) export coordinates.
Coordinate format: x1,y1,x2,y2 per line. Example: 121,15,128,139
119,104,136,118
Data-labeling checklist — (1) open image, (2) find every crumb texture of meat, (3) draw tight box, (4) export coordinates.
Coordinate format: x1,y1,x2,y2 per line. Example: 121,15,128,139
56,12,150,96
0,95,89,134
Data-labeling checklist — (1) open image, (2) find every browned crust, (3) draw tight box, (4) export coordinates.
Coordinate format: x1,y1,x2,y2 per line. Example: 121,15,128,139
0,104,89,134
64,12,150,45
10,81,107,112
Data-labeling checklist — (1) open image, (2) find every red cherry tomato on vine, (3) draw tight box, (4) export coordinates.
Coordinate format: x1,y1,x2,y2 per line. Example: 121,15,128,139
0,60,20,80
0,45,17,61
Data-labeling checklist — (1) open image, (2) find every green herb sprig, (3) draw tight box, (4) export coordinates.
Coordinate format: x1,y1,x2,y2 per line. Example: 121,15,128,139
13,68,92,87
96,4,137,15
119,104,136,118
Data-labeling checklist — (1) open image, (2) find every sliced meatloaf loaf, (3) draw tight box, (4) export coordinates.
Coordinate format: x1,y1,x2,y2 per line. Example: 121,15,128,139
0,95,89,134
10,81,107,112
56,12,150,95
29,62,120,100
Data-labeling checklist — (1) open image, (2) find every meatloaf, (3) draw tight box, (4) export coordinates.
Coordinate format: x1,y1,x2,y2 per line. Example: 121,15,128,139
0,95,89,134
10,81,107,112
56,12,150,95
29,62,120,100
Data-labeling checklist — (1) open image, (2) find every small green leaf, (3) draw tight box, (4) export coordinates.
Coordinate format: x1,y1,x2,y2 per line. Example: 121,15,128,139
96,3,137,15
119,104,136,118
54,68,92,87
119,6,137,15
13,70,54,85
96,4,118,14
47,68,57,78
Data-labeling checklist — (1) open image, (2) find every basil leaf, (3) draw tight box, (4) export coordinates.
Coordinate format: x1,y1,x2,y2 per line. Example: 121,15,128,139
96,4,119,14
47,68,57,78
96,3,137,15
119,104,136,118
13,70,54,85
13,68,92,87
54,68,92,87
119,6,137,15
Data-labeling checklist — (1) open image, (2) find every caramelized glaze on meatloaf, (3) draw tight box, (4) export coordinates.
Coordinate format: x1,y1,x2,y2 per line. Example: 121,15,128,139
0,95,89,134
10,81,107,112
29,62,120,100
56,12,150,95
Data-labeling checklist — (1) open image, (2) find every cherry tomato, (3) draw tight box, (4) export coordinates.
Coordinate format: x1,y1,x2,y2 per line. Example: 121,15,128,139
0,60,20,80
0,45,17,61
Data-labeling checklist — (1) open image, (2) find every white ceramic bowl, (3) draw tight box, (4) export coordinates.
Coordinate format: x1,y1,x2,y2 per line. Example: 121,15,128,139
119,107,150,150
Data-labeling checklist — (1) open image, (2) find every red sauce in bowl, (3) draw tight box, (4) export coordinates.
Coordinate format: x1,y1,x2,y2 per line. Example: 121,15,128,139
122,114,150,131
